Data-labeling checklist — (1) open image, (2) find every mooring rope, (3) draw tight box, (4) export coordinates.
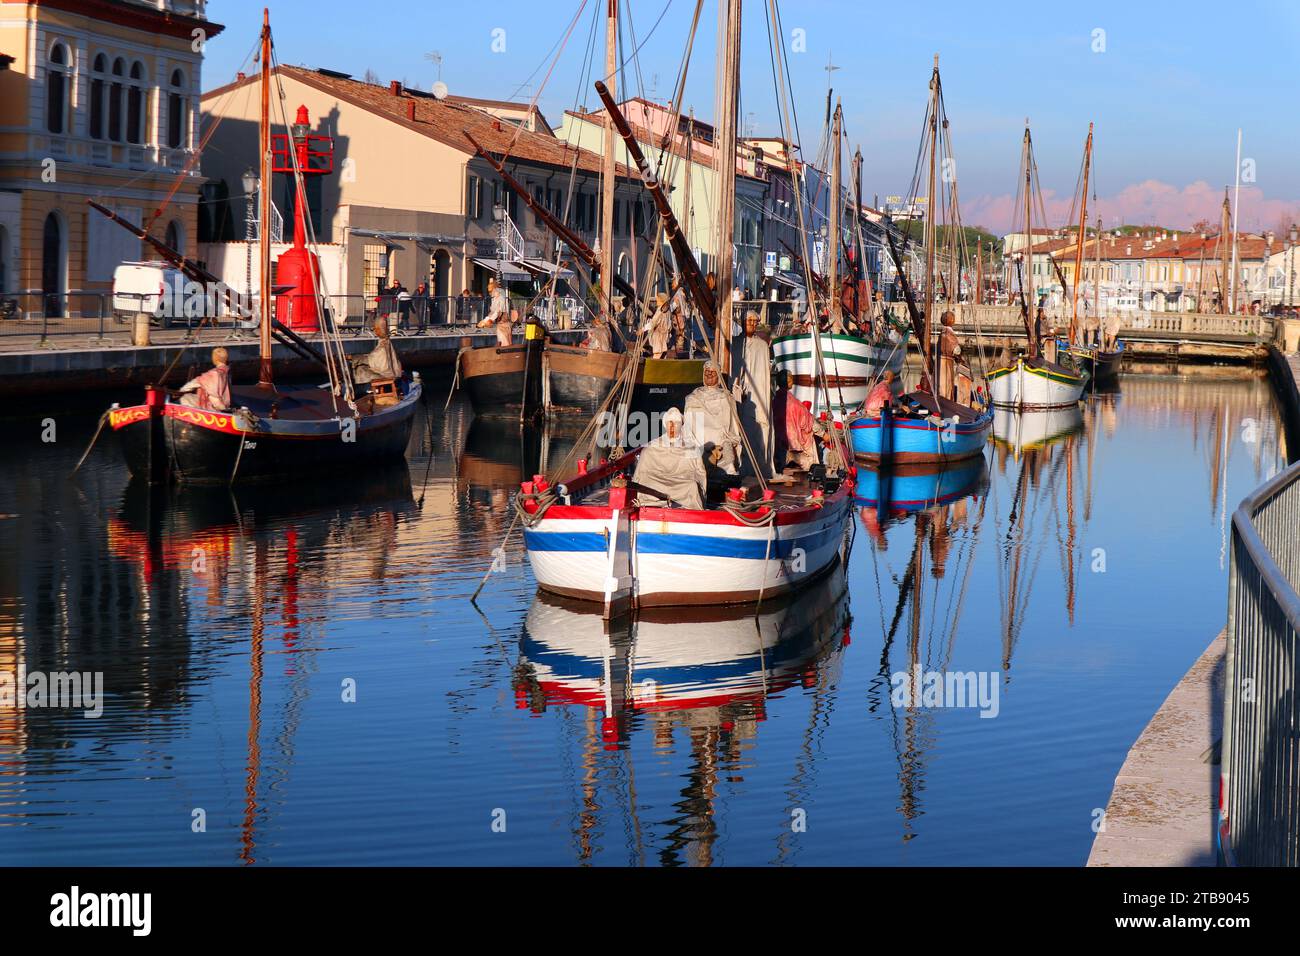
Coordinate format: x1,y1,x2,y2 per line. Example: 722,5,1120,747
69,410,110,477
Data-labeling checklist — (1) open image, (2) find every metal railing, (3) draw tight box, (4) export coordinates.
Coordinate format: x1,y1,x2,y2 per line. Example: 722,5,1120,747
0,290,597,348
1221,456,1300,865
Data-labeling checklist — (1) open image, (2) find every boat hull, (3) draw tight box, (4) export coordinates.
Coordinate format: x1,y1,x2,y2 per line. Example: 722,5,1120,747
1061,340,1124,385
540,344,704,423
522,488,851,609
460,343,543,416
772,331,906,413
848,404,992,465
111,382,421,484
544,344,626,417
986,357,1089,409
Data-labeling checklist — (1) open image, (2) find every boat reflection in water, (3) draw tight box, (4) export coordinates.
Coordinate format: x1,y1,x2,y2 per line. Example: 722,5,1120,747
106,466,417,865
514,564,850,864
858,453,990,842
990,406,1089,664
457,415,583,499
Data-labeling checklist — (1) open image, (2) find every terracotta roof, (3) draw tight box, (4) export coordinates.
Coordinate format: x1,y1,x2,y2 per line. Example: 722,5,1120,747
564,107,766,182
204,66,632,178
445,94,553,133
1047,231,1269,261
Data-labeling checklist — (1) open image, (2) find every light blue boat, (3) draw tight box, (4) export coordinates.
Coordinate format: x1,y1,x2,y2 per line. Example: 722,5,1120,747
848,391,993,465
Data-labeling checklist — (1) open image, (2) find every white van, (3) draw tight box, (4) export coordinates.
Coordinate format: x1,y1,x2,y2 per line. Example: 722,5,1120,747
112,261,196,327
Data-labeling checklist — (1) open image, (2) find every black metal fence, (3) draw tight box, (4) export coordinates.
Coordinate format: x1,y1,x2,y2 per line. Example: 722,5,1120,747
0,290,594,346
1221,456,1300,865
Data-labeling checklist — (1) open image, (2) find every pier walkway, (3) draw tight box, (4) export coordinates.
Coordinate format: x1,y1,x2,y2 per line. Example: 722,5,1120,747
0,325,581,397
1088,331,1300,867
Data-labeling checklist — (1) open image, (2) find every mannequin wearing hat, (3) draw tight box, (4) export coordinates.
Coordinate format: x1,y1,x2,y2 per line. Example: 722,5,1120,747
477,278,513,346
683,360,742,478
643,291,673,359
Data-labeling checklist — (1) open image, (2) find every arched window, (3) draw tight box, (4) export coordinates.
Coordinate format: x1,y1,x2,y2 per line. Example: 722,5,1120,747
127,61,146,145
46,42,70,134
42,213,65,317
167,69,187,149
89,54,108,140
109,58,125,142
165,220,184,256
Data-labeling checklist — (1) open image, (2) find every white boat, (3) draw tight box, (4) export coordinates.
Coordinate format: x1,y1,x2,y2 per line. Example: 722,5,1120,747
986,356,1089,410
772,330,907,414
519,450,853,615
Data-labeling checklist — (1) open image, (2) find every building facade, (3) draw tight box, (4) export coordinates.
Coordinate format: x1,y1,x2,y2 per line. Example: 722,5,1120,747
200,66,646,318
0,0,217,313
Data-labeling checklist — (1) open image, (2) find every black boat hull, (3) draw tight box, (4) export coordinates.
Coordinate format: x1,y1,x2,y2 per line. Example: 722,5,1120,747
111,382,421,485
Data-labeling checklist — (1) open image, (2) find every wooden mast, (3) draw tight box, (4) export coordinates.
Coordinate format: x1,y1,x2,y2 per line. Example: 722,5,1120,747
592,86,714,327
1022,121,1037,358
1219,188,1231,315
599,0,618,312
828,99,842,329
1094,215,1102,323
712,0,743,371
1070,123,1093,344
257,8,274,390
975,237,983,305
923,55,939,388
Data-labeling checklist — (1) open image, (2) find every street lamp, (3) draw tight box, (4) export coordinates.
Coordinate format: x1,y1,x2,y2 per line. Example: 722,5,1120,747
242,166,258,327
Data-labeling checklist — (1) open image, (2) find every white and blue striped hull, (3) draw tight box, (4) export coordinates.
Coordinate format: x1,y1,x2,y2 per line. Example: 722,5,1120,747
523,493,851,608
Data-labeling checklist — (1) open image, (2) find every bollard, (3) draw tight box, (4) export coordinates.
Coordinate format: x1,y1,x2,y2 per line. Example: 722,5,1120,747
133,311,151,347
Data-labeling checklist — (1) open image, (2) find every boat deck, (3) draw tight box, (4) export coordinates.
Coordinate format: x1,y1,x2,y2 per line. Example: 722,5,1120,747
577,469,833,512
222,381,401,420
898,390,987,424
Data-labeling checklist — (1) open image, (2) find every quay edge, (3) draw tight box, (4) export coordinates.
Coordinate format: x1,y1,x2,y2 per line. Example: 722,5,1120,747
0,328,583,399
1087,318,1300,867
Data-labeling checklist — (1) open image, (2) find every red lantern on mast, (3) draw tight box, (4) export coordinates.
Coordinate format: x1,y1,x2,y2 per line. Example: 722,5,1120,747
271,105,333,332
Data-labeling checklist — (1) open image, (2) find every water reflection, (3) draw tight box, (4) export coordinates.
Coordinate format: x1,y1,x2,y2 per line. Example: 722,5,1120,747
516,565,851,866
0,372,1290,865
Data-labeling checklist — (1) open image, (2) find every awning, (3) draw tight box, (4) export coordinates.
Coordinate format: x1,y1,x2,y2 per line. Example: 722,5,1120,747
349,228,465,247
472,257,531,282
519,257,576,279
771,270,806,290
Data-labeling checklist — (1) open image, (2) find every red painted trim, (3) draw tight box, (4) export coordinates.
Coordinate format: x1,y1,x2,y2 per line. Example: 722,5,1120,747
537,486,848,527
107,405,149,430
163,404,244,435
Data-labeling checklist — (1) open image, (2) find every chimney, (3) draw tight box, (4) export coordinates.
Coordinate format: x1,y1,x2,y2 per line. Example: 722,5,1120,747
407,100,415,121
390,80,402,96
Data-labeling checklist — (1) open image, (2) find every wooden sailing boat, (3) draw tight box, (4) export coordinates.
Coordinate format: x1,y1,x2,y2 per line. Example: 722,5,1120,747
1058,129,1123,384
847,56,992,465
770,101,908,414
987,121,1090,409
517,0,854,616
458,0,704,423
99,10,421,484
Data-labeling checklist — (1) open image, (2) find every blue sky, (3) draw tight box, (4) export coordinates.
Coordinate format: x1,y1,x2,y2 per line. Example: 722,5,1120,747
203,0,1300,233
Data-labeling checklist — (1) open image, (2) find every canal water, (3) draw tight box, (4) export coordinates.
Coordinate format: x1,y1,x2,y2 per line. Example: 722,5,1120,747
0,370,1288,866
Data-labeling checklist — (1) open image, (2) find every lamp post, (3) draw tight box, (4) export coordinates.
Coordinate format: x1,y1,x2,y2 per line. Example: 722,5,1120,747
1264,233,1273,312
242,166,258,327
1289,225,1298,311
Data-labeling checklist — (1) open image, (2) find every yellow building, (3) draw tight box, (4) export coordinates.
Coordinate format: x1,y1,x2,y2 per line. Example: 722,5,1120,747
0,0,221,314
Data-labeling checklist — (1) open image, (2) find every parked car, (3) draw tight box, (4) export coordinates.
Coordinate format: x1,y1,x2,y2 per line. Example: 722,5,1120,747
112,261,217,327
